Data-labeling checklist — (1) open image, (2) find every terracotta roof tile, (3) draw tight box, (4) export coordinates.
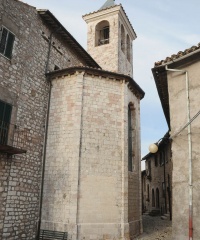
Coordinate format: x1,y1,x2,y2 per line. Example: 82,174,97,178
154,42,200,67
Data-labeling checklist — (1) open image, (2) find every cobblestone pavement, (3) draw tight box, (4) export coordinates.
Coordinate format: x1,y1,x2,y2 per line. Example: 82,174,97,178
134,214,172,240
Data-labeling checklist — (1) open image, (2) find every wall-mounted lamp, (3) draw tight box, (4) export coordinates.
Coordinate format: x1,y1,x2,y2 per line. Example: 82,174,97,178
149,143,158,153
148,136,169,154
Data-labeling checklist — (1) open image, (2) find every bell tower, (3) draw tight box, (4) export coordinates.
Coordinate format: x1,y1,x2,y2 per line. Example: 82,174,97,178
83,0,137,77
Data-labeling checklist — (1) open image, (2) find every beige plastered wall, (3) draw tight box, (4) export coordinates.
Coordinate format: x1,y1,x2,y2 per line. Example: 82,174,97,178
167,60,200,240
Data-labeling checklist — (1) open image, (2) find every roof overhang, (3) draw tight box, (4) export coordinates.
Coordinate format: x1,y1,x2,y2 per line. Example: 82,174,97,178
38,10,100,69
46,66,145,100
152,48,200,128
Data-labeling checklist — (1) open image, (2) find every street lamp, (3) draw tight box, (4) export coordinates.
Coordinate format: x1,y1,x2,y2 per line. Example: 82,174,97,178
149,143,158,153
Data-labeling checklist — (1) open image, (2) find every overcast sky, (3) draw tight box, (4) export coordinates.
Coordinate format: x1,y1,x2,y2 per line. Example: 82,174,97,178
23,0,200,168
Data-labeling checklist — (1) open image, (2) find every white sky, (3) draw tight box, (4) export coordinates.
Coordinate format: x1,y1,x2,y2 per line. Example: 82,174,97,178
23,0,200,169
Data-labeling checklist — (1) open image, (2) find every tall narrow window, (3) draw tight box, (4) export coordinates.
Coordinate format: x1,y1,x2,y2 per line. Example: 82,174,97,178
152,189,155,207
126,34,131,62
156,188,160,208
147,184,150,200
0,27,15,59
121,25,125,53
128,105,133,171
0,100,12,144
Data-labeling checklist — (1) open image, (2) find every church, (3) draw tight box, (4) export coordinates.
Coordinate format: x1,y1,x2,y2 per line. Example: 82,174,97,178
0,0,144,239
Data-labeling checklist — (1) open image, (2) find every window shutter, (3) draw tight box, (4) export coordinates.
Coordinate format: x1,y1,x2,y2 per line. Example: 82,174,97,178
0,28,8,54
0,100,12,145
5,32,15,59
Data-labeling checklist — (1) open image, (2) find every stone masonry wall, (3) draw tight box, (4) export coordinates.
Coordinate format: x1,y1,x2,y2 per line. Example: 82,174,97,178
0,0,85,239
127,88,142,238
42,71,142,240
84,6,133,77
144,144,172,215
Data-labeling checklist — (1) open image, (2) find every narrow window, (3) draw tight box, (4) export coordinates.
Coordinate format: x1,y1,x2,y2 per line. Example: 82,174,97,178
0,100,12,144
155,154,158,167
156,188,160,208
0,27,15,59
160,151,164,166
147,184,150,201
126,34,131,62
152,189,155,207
121,25,125,53
128,105,133,171
162,182,165,197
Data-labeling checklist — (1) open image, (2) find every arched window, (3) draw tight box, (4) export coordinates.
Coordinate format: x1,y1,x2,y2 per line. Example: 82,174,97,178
95,20,110,46
121,25,125,53
126,34,131,62
152,189,155,207
128,104,132,171
156,188,160,208
128,103,135,171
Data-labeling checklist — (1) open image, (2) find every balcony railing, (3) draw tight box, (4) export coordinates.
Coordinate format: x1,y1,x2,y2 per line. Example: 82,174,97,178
0,121,28,155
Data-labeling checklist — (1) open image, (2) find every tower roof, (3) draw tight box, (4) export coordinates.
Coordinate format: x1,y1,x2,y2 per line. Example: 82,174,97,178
99,0,116,10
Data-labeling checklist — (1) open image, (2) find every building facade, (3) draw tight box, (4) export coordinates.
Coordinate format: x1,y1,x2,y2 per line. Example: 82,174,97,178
152,43,200,239
0,0,99,239
141,133,172,219
0,0,144,239
41,1,144,239
83,1,136,78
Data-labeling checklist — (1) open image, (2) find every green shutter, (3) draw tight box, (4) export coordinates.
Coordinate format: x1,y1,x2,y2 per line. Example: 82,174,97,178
0,100,12,145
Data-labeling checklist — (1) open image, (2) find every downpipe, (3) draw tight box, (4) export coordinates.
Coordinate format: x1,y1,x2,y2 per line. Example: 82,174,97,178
165,66,193,240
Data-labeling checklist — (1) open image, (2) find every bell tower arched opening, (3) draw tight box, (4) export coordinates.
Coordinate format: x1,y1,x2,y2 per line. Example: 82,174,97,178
95,20,110,46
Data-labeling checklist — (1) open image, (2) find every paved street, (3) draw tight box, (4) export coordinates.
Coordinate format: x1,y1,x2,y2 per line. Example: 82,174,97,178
135,214,172,240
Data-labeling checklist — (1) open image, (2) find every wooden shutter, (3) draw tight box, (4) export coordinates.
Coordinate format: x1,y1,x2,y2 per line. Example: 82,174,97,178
0,100,12,145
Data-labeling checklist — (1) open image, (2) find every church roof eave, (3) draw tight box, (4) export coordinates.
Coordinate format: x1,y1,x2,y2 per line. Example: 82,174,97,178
46,66,145,100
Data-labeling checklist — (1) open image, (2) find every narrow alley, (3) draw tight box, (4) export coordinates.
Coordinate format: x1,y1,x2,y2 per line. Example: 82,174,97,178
135,214,172,240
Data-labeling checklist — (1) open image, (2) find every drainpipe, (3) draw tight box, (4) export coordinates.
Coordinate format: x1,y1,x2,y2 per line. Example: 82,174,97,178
165,65,193,240
163,152,167,214
36,28,58,239
36,78,52,240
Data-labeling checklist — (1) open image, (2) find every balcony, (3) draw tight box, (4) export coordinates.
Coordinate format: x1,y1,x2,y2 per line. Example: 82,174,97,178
0,122,27,155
